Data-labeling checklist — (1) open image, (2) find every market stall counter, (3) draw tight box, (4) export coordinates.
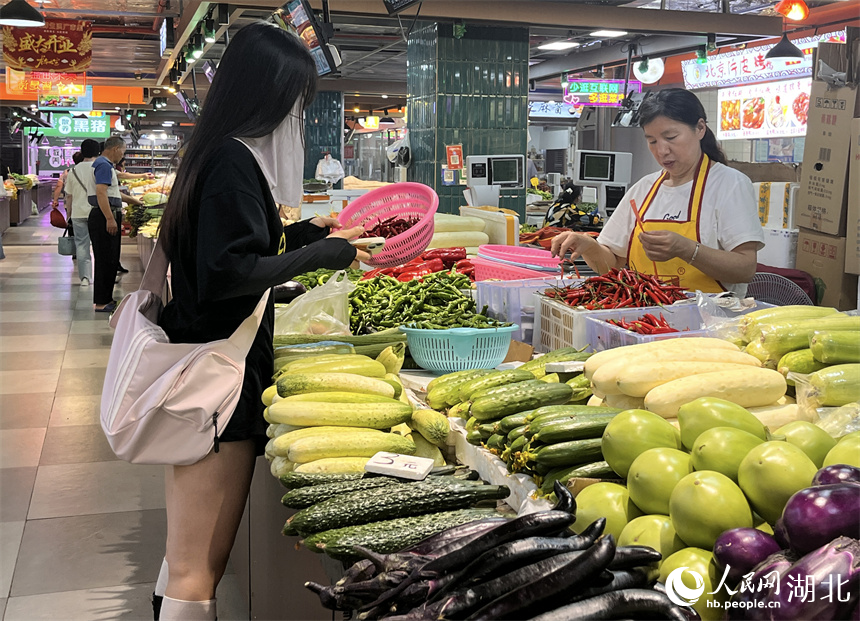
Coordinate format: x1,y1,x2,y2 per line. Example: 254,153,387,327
10,188,33,226
0,195,10,234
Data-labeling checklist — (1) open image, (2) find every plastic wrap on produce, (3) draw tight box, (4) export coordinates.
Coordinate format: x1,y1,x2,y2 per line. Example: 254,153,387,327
449,417,552,516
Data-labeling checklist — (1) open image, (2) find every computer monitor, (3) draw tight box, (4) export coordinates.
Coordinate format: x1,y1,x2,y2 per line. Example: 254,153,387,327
573,150,632,185
465,154,525,190
275,0,338,76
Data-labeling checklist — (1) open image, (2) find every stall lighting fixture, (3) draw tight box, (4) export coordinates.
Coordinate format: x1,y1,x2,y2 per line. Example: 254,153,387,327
192,34,205,59
381,94,389,99
538,40,581,51
162,121,175,126
589,30,627,38
0,0,45,27
204,19,217,43
380,110,396,125
775,0,809,21
696,46,708,64
353,106,361,113
765,33,805,61
706,33,717,52
167,83,177,93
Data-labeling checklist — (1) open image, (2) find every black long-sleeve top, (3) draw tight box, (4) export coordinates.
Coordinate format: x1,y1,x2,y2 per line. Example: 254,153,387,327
160,139,356,448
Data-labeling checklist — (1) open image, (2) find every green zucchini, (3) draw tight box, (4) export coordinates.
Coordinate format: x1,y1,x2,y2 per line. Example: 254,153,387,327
527,407,622,434
520,351,592,379
281,477,400,509
278,471,363,490
426,369,481,394
566,374,593,402
470,383,574,422
427,370,493,409
458,369,536,402
273,329,406,347
530,414,617,444
539,461,615,494
809,364,860,407
498,411,534,435
507,424,529,443
287,482,511,535
810,331,860,364
524,405,618,422
470,379,546,402
486,434,506,451
477,423,497,436
508,434,530,454
777,349,828,385
466,429,484,445
300,509,501,560
531,437,603,468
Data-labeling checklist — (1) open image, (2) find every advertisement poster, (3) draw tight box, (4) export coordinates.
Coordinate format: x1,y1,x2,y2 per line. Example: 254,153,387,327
2,19,92,72
563,79,642,107
528,101,583,120
4,68,85,93
717,78,811,140
37,84,93,111
27,111,110,138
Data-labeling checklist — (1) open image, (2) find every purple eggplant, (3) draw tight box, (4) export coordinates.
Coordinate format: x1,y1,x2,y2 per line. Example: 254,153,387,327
782,483,860,555
765,536,860,620
773,517,791,550
401,517,508,555
729,551,794,620
813,465,860,486
713,528,782,587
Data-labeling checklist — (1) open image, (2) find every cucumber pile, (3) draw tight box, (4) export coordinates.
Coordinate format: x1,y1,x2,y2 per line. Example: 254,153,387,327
305,483,690,621
277,468,510,561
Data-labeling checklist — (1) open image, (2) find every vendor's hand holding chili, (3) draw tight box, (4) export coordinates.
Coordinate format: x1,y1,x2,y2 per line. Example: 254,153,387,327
551,88,764,295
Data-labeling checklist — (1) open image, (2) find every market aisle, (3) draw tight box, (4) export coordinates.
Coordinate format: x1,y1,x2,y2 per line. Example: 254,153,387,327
0,211,248,620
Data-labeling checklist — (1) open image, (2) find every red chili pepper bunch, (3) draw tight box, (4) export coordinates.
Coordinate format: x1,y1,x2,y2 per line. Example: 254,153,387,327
361,247,475,282
544,268,687,310
606,313,680,335
360,215,422,239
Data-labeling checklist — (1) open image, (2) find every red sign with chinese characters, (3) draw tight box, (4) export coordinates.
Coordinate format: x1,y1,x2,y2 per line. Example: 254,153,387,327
446,145,464,170
5,68,86,93
2,19,92,72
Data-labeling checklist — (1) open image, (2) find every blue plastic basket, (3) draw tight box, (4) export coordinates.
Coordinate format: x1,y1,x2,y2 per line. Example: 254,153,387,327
400,325,519,372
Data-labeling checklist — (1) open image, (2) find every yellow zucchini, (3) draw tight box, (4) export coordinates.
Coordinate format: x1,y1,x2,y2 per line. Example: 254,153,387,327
409,433,446,466
282,356,387,378
602,392,646,410
276,373,395,399
748,403,804,430
288,432,416,463
409,409,450,447
279,392,396,404
265,399,413,429
267,423,302,439
270,456,295,477
616,362,759,398
271,426,380,457
644,367,787,418
592,349,761,396
584,337,740,380
759,315,860,359
262,384,278,406
586,395,604,407
294,457,370,474
741,306,839,342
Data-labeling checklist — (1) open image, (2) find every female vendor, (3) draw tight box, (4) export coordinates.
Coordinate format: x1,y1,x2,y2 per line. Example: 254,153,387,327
551,89,764,296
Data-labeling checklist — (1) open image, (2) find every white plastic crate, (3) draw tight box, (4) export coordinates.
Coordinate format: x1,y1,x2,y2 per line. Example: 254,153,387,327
476,278,579,343
585,305,706,351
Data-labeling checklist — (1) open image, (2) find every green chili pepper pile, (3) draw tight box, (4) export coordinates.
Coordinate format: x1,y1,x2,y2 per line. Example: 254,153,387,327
294,268,364,290
349,271,509,333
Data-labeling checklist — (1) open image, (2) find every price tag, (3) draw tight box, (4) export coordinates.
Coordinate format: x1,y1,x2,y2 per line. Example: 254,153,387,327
544,361,586,373
364,451,435,480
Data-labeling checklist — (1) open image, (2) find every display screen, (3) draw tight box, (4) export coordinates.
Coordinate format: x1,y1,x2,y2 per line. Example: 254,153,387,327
38,85,93,112
284,0,333,76
491,159,520,185
582,154,611,181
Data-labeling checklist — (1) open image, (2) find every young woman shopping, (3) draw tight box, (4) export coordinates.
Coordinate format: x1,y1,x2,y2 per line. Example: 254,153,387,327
154,21,368,621
550,88,764,296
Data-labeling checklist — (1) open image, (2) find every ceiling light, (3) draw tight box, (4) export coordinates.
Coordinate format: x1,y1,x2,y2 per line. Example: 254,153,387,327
115,106,122,111
765,33,805,61
192,34,205,58
538,40,580,51
0,0,45,27
775,0,809,21
159,132,168,140
353,106,360,113
381,94,389,99
162,121,174,126
167,84,177,93
589,30,627,38
633,57,664,84
204,18,217,43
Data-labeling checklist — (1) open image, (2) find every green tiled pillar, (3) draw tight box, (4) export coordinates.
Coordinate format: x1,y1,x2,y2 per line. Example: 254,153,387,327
407,24,529,216
304,91,344,184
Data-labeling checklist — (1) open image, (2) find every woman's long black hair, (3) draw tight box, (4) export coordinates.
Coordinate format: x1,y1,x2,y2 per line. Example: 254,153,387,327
159,21,318,256
638,89,727,165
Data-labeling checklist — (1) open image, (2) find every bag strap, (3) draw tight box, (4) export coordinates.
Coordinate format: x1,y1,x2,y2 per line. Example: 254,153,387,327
226,289,271,352
70,166,85,190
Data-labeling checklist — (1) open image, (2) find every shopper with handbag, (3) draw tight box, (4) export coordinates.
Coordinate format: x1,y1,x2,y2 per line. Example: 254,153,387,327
64,140,100,286
151,22,368,621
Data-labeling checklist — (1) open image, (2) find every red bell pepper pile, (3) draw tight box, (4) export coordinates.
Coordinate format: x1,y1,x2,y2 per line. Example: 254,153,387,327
360,247,476,282
544,268,688,310
359,215,422,239
606,312,680,335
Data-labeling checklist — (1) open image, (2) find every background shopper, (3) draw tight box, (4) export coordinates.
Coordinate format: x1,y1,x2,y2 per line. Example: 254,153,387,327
63,144,98,285
154,22,368,621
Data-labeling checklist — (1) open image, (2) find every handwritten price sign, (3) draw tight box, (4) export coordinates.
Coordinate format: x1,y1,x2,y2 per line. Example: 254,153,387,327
365,452,435,480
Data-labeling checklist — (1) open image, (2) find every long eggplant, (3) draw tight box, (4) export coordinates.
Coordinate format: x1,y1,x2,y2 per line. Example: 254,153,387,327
521,569,650,620
550,480,576,514
335,558,376,587
351,546,433,575
365,511,577,612
608,545,663,570
401,517,508,555
466,535,617,620
437,551,589,620
528,588,689,621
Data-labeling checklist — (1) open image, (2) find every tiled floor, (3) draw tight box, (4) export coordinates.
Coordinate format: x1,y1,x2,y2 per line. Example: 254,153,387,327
0,212,248,620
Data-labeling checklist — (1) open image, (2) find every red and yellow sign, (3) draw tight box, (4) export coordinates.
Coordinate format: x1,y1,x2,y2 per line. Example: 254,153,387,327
5,68,86,93
2,19,92,72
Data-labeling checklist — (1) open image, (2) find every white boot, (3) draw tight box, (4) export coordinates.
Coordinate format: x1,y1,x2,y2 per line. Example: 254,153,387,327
159,596,216,621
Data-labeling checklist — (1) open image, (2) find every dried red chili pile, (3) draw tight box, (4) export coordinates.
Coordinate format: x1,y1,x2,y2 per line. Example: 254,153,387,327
606,312,680,334
544,268,688,310
360,215,422,238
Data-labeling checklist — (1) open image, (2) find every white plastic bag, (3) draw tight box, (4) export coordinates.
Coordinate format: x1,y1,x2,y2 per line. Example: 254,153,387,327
274,270,355,335
315,154,345,185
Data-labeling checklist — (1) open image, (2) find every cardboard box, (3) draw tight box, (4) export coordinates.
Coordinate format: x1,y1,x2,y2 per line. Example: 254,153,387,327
759,228,799,269
846,118,860,275
795,229,858,310
727,161,801,183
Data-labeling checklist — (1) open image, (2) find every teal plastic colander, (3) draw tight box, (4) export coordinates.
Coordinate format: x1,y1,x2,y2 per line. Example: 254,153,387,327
399,325,519,372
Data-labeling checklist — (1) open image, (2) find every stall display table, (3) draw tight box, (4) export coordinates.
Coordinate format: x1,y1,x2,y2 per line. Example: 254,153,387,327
10,188,33,225
0,196,10,234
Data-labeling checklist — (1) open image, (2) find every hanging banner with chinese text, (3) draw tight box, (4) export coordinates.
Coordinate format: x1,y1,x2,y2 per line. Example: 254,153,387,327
682,30,844,90
717,78,811,140
563,79,642,107
2,19,93,72
27,111,110,138
5,68,86,93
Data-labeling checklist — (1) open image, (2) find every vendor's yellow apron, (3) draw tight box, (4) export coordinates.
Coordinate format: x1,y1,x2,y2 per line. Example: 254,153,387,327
626,154,726,293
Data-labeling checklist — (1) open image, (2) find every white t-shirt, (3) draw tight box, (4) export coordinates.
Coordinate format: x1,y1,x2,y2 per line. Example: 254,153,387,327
597,162,765,297
66,161,95,220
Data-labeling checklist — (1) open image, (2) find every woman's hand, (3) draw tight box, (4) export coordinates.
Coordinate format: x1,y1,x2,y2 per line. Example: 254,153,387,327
328,225,364,241
311,216,342,230
637,230,696,262
354,249,372,263
550,231,597,260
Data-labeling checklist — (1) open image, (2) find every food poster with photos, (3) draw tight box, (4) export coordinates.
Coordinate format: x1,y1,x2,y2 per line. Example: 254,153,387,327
718,78,811,140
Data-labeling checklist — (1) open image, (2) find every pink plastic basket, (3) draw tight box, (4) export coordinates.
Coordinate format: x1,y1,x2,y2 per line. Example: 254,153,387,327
337,183,439,268
472,257,551,281
477,244,561,269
